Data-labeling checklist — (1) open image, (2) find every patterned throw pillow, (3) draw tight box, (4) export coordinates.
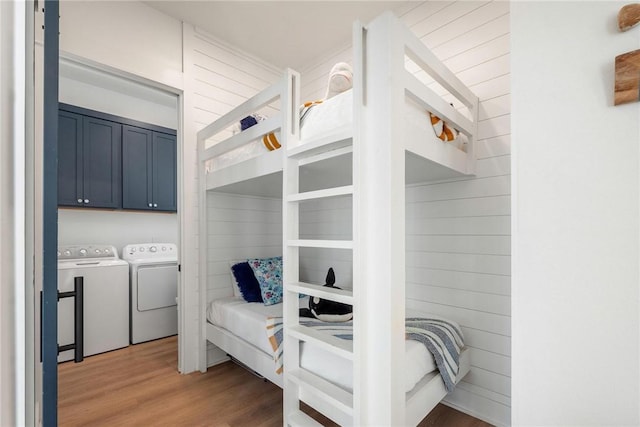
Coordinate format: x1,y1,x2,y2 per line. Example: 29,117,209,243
247,256,283,306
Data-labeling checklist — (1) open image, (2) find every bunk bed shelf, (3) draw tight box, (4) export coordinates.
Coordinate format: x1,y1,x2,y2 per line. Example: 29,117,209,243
287,325,354,360
287,239,353,249
288,125,352,159
205,152,282,196
287,282,354,305
286,185,353,202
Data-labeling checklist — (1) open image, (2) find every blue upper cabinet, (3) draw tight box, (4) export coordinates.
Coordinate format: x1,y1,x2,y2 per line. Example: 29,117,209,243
122,125,177,212
58,111,83,206
122,125,153,210
58,108,122,209
152,132,177,212
59,104,177,212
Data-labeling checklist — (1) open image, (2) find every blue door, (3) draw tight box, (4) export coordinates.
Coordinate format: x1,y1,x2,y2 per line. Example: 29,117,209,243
42,1,59,425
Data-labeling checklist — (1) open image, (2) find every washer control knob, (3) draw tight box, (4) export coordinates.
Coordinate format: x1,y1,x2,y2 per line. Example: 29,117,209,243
57,250,61,257
79,248,87,256
139,247,145,252
94,249,101,254
150,246,157,253
104,248,110,254
161,246,166,251
63,250,71,256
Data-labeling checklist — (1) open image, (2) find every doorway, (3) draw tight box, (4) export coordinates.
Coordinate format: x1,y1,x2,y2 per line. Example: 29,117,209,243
39,34,185,426
55,57,182,409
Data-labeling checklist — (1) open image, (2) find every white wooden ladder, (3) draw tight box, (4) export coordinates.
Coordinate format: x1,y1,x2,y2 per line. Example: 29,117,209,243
282,125,356,426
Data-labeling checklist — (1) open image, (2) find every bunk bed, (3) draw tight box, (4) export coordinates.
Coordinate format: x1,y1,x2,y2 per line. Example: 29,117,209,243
198,12,478,427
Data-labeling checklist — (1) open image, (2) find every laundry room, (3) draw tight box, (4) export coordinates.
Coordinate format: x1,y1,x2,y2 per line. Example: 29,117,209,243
56,57,180,361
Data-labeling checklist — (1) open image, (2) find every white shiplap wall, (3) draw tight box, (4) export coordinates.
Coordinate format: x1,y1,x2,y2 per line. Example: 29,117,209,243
181,25,282,366
206,192,282,300
299,2,510,425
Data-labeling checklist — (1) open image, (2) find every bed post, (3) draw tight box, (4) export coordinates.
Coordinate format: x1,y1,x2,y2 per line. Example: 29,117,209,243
197,111,208,373
282,68,302,425
353,12,406,426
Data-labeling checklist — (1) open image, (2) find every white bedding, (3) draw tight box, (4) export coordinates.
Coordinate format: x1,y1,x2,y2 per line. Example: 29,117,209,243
204,89,467,174
205,90,353,173
207,296,438,393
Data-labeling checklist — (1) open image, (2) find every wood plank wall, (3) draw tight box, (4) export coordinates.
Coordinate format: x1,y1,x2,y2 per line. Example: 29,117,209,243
299,2,511,425
190,1,510,423
182,26,282,365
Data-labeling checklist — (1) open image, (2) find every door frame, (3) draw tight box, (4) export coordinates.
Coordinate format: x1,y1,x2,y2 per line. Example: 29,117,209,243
39,42,187,426
41,1,59,425
0,1,34,425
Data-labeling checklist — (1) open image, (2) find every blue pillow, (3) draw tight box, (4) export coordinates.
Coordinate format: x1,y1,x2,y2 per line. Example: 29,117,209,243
230,262,263,303
240,115,258,131
247,256,283,306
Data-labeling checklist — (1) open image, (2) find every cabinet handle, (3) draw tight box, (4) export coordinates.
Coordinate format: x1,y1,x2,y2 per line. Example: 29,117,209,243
153,203,158,208
148,203,152,207
77,198,82,204
84,199,89,204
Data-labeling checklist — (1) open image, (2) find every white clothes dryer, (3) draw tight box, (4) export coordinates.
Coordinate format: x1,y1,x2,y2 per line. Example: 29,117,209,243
57,245,129,362
123,243,178,344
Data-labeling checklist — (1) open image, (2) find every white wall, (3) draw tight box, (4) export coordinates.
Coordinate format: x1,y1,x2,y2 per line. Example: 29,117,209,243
1,1,29,424
205,193,283,302
57,1,183,89
299,2,511,425
512,2,639,426
57,210,177,255
59,60,178,130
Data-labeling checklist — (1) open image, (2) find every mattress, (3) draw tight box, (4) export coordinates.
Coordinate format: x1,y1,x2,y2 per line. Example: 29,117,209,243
207,296,438,393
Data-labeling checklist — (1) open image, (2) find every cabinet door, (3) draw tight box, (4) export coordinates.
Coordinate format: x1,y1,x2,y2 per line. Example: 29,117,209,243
58,111,83,207
152,132,177,212
122,125,153,210
82,116,122,208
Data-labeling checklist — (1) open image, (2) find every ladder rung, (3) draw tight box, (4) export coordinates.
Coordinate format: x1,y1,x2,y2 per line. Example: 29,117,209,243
298,145,352,167
287,185,353,202
287,325,353,360
288,368,354,416
288,410,323,427
287,239,353,249
288,282,353,305
288,126,352,159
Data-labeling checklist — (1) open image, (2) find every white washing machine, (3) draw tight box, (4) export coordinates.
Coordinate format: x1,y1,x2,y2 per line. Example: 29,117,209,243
123,243,178,344
57,245,129,362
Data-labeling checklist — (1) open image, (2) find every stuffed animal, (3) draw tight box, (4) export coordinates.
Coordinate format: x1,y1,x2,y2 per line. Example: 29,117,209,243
324,62,353,100
299,268,353,322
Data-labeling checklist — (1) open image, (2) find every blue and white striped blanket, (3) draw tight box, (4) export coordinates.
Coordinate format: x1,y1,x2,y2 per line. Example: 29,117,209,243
265,316,464,392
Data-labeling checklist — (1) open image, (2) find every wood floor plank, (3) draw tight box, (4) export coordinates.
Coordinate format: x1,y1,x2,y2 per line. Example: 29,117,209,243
58,337,493,426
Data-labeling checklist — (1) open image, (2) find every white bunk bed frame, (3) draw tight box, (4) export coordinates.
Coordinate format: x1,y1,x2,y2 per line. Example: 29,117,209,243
198,12,478,427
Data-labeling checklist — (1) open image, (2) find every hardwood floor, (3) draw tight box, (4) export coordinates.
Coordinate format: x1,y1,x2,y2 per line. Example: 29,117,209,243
58,337,492,426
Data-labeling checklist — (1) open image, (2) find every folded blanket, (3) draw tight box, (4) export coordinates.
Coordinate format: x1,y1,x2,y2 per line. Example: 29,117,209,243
405,317,464,392
265,316,464,392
